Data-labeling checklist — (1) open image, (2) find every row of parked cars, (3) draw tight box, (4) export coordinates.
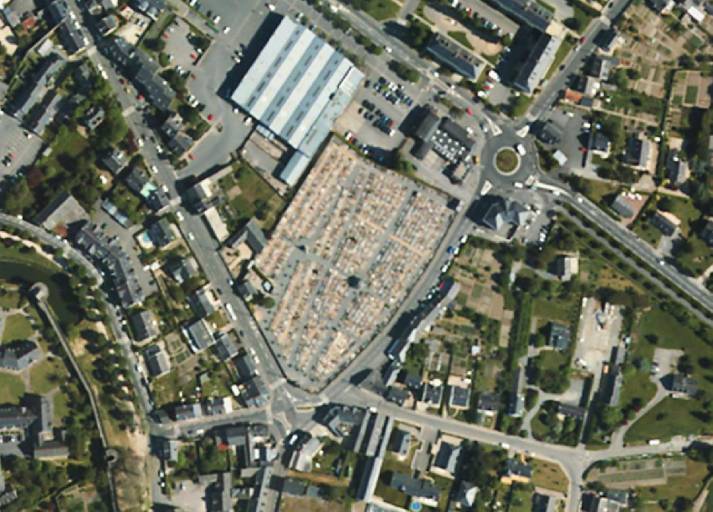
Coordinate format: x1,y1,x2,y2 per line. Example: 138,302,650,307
360,100,395,136
371,76,414,107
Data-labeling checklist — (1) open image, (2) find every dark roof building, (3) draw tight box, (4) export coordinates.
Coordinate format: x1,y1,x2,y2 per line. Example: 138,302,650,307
432,441,461,476
227,218,268,255
412,110,474,164
130,310,159,341
425,33,482,79
419,383,443,407
165,257,199,284
449,385,471,410
0,341,42,371
665,150,690,186
385,386,409,406
495,0,552,31
590,132,612,157
388,473,440,507
189,286,216,318
468,195,531,231
669,374,698,397
101,148,128,175
651,210,680,237
33,192,88,235
147,217,175,248
389,429,411,457
557,402,586,419
623,134,653,170
477,392,501,415
144,344,171,377
173,402,203,421
213,331,241,361
514,33,561,94
8,53,64,121
184,319,214,353
548,322,571,351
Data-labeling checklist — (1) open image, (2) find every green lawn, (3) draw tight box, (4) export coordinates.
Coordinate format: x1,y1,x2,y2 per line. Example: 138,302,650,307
2,313,34,342
634,458,708,506
625,308,713,442
0,372,26,403
0,288,20,309
219,162,285,233
685,85,698,104
30,357,66,395
357,0,400,20
53,389,70,425
448,31,474,50
619,368,657,412
532,296,579,324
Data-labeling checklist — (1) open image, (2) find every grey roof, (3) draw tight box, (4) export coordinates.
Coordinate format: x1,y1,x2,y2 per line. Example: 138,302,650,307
144,344,171,377
477,392,501,412
323,404,365,438
591,132,611,153
665,151,689,185
184,319,214,352
624,135,652,168
189,286,216,318
549,322,571,350
231,15,363,185
0,341,42,371
34,192,88,232
239,376,268,407
610,194,634,218
0,405,37,431
506,459,533,478
468,195,530,231
426,33,482,79
130,310,159,341
101,148,128,175
495,0,552,31
388,473,439,501
73,224,144,307
97,13,119,34
167,132,194,155
385,386,409,405
213,332,241,361
433,442,461,475
514,33,561,94
46,0,68,25
389,429,410,456
34,440,69,459
29,93,62,134
147,217,175,248
101,200,131,228
670,374,698,396
420,383,443,406
449,385,471,408
557,402,586,419
235,354,257,381
165,257,199,284
173,402,202,420
651,211,678,236
58,21,87,54
227,218,268,254
9,53,64,120
414,109,440,143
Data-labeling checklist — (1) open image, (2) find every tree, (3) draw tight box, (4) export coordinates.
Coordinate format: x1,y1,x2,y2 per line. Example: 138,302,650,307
388,60,420,83
611,69,629,89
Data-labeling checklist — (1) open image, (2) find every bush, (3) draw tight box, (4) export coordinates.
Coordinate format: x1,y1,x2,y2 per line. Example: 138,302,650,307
388,60,420,83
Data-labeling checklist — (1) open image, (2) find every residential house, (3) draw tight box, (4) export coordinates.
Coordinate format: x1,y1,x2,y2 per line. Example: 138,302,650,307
165,257,199,284
610,193,636,219
130,310,159,342
388,473,440,508
650,210,681,237
131,0,165,20
101,148,128,175
587,55,616,80
213,331,240,361
509,367,526,417
58,20,87,54
452,481,479,510
172,402,203,421
147,217,175,249
448,385,471,410
189,286,217,318
321,404,365,439
97,13,119,35
548,323,571,351
226,218,268,258
623,135,653,171
152,436,178,462
590,132,612,159
669,374,698,398
419,383,443,408
385,386,409,406
183,318,214,352
82,106,105,131
28,94,62,134
666,151,690,186
555,254,579,282
144,344,171,377
501,459,532,485
430,438,461,478
557,402,586,420
388,429,410,457
476,392,501,417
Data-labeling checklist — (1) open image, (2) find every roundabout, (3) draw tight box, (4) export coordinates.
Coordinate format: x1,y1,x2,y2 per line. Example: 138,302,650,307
494,147,520,175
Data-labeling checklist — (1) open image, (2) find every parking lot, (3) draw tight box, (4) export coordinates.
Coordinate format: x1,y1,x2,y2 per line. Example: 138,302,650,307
0,112,43,177
163,17,198,71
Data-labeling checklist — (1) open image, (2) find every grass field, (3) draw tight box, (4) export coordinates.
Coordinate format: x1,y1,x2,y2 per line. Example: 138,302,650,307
531,459,569,493
685,85,698,104
448,31,474,50
219,162,285,233
30,356,66,395
0,288,20,309
0,372,26,403
358,0,400,20
635,458,708,507
625,308,713,442
2,313,34,342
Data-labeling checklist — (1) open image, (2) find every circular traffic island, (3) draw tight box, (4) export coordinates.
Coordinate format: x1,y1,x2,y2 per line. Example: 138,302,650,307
494,147,520,175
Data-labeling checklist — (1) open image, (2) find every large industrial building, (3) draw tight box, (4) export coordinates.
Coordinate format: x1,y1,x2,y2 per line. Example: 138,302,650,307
231,16,363,186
